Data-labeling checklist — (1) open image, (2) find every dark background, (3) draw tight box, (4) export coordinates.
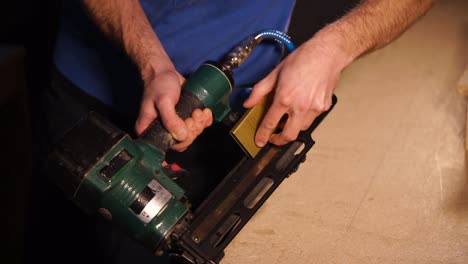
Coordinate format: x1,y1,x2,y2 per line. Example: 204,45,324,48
0,0,358,263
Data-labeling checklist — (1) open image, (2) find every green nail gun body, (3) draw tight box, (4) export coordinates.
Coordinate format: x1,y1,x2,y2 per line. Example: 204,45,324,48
47,30,337,264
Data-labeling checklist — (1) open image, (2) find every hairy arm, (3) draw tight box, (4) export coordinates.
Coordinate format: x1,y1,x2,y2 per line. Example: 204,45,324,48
81,0,212,151
324,0,434,63
82,0,173,83
245,0,433,147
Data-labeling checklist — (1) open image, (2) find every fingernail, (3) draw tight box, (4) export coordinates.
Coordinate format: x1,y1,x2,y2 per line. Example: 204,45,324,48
176,128,188,140
256,139,266,147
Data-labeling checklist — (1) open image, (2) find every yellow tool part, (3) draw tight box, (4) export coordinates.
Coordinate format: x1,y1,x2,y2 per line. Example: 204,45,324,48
230,94,275,158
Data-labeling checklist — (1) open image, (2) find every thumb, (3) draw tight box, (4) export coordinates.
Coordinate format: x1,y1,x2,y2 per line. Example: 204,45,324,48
243,69,278,108
157,98,188,141
135,98,158,135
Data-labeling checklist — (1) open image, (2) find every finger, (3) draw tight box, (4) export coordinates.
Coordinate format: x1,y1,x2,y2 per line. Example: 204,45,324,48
185,117,195,132
157,98,188,141
171,109,213,152
135,98,158,135
191,109,212,136
171,118,196,152
243,68,279,108
269,113,302,146
255,103,287,147
192,108,204,123
300,93,333,130
202,108,213,127
300,110,320,131
192,117,205,136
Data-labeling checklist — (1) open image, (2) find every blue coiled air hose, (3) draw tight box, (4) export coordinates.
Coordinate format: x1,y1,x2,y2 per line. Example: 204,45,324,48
235,30,296,105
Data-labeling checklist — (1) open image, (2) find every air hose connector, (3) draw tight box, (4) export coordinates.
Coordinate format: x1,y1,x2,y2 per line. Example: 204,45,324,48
222,30,296,72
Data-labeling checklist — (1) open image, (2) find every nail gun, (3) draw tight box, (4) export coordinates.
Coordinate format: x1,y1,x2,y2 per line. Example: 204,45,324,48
47,30,337,264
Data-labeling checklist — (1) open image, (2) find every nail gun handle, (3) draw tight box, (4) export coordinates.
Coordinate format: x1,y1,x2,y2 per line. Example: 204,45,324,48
139,90,205,153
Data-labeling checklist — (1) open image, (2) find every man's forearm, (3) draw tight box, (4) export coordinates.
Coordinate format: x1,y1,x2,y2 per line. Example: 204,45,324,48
314,0,433,65
82,0,174,81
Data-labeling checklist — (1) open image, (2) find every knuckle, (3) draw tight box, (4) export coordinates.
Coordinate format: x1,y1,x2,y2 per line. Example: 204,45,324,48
165,118,180,130
296,101,310,113
262,120,277,131
277,94,293,108
313,101,331,112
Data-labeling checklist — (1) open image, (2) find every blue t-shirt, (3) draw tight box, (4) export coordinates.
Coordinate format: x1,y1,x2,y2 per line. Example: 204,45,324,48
54,0,296,117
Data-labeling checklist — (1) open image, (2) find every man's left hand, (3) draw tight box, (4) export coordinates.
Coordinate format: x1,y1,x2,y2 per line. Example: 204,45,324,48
243,35,350,147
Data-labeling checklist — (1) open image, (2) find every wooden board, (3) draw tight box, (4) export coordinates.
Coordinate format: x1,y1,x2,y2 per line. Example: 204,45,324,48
457,66,468,95
459,66,468,152
466,104,468,153
223,2,468,263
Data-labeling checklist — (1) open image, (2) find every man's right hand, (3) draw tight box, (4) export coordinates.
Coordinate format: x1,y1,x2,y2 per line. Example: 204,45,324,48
81,0,213,151
135,69,213,152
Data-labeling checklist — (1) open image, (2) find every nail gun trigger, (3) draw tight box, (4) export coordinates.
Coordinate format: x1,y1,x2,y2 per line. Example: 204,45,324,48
162,163,189,181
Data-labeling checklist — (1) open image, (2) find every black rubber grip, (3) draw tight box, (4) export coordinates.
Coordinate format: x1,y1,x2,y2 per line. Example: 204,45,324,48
139,90,205,153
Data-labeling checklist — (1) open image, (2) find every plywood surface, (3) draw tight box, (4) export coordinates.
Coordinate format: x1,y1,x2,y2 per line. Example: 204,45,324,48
457,67,468,95
223,1,468,263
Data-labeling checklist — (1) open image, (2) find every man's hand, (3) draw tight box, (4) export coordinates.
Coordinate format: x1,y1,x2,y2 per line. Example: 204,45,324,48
243,36,349,147
135,69,213,152
245,0,433,147
81,0,214,152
